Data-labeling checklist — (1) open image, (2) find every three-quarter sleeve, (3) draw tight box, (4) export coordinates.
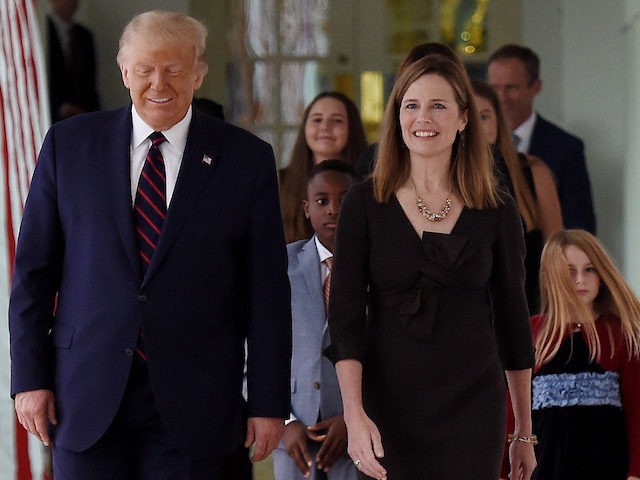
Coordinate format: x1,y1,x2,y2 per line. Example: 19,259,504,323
490,195,535,370
325,182,371,363
602,319,640,478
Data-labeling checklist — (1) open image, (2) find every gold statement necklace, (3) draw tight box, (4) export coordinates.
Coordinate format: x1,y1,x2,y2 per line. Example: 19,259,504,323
410,176,453,222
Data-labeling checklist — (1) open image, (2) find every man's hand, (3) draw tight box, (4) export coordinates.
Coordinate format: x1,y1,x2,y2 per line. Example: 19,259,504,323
282,421,312,476
15,389,57,446
244,417,285,462
308,415,348,473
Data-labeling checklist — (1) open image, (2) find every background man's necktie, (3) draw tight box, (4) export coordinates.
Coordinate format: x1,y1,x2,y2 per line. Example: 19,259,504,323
511,132,521,151
134,131,167,274
323,256,333,313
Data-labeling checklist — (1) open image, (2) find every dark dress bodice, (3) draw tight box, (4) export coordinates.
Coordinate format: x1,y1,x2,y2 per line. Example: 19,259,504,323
327,180,534,479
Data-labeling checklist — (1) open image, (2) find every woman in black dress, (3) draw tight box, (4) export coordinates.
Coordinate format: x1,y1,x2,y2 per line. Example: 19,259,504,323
471,79,563,315
326,53,536,479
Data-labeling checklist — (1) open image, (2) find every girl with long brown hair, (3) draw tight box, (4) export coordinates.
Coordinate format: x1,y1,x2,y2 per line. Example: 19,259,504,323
279,92,367,242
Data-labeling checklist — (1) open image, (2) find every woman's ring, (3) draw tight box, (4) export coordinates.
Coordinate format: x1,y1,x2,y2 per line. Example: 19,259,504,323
354,459,361,467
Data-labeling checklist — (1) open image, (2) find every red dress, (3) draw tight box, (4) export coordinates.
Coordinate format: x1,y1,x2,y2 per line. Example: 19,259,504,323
502,314,640,478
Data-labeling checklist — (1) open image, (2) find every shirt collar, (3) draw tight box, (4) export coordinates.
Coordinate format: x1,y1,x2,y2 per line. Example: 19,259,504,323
313,235,333,263
131,105,192,153
49,12,73,31
513,111,537,150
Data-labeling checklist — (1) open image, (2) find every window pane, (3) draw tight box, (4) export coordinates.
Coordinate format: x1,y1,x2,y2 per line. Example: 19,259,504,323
253,128,278,157
226,61,253,126
245,0,277,57
280,61,324,125
280,128,299,168
253,61,277,125
280,0,330,56
360,71,384,124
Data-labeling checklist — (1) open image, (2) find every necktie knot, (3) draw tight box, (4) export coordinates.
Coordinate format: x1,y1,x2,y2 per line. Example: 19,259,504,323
511,132,521,150
324,256,333,271
149,131,166,148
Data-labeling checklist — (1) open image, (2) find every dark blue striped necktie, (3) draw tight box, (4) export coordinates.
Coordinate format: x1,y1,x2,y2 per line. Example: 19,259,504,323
134,131,167,274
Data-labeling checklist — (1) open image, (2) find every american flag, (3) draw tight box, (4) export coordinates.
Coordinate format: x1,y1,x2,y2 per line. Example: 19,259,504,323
0,0,50,478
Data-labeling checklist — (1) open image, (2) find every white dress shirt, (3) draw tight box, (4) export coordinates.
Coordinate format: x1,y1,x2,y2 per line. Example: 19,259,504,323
130,106,192,207
314,235,333,285
512,111,537,154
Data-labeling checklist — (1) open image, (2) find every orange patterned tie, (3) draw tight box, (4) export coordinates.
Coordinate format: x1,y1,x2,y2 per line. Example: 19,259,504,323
323,256,333,313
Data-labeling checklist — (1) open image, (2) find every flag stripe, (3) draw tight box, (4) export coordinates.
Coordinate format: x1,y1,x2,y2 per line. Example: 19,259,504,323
1,0,49,478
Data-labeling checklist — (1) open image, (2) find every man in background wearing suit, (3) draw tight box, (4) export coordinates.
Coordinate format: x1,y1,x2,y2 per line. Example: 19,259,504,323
273,160,358,480
487,43,596,233
47,0,100,122
10,10,291,480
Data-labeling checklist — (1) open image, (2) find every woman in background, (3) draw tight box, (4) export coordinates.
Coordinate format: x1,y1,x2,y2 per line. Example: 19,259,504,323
471,79,562,314
280,92,368,242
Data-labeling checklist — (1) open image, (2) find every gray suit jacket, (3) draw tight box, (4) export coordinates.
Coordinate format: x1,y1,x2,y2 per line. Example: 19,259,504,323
272,237,355,480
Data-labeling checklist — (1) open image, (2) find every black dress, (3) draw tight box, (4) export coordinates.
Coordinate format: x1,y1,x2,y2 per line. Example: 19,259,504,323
327,180,534,479
520,154,544,315
532,332,628,480
494,148,543,315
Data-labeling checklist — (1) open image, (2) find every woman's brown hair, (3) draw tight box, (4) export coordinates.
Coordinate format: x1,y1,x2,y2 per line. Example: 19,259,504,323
279,92,367,242
471,79,539,231
372,54,499,208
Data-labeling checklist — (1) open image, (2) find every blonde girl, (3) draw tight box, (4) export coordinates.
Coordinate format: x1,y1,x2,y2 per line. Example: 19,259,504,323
531,229,640,480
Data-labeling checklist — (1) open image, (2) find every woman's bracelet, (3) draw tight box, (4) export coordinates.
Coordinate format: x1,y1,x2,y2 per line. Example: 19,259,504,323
508,433,538,445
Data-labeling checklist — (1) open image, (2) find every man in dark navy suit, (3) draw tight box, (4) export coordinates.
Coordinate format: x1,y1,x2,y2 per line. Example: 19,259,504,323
487,44,596,233
10,10,291,479
47,0,100,122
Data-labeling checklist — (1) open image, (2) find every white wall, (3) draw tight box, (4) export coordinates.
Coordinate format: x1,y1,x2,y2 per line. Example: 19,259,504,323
623,1,640,291
522,1,632,287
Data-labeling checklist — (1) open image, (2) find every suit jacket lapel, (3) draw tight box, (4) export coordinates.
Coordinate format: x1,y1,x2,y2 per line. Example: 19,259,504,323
299,238,326,329
98,107,142,279
529,115,548,156
143,110,220,285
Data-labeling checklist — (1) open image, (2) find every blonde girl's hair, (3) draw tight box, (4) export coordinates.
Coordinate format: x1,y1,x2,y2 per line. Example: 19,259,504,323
537,229,640,367
372,54,499,208
470,79,539,231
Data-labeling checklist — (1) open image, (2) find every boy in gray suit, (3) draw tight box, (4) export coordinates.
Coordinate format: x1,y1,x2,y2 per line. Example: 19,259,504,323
273,160,358,480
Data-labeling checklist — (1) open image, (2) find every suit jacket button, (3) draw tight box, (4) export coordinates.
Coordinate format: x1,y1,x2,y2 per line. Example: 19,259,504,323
138,294,147,302
125,348,134,357
313,382,321,390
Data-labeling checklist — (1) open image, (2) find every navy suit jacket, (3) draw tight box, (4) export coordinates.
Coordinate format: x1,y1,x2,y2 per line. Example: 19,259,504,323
9,107,292,458
47,16,100,122
529,114,596,233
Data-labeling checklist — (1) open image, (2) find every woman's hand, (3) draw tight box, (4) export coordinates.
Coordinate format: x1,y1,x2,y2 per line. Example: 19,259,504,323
344,408,387,480
508,441,536,480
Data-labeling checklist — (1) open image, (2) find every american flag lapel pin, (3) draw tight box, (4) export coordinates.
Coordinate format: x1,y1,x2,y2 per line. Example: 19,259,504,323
202,154,213,166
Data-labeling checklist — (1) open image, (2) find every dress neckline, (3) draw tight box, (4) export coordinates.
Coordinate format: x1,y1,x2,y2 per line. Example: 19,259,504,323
391,192,467,242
